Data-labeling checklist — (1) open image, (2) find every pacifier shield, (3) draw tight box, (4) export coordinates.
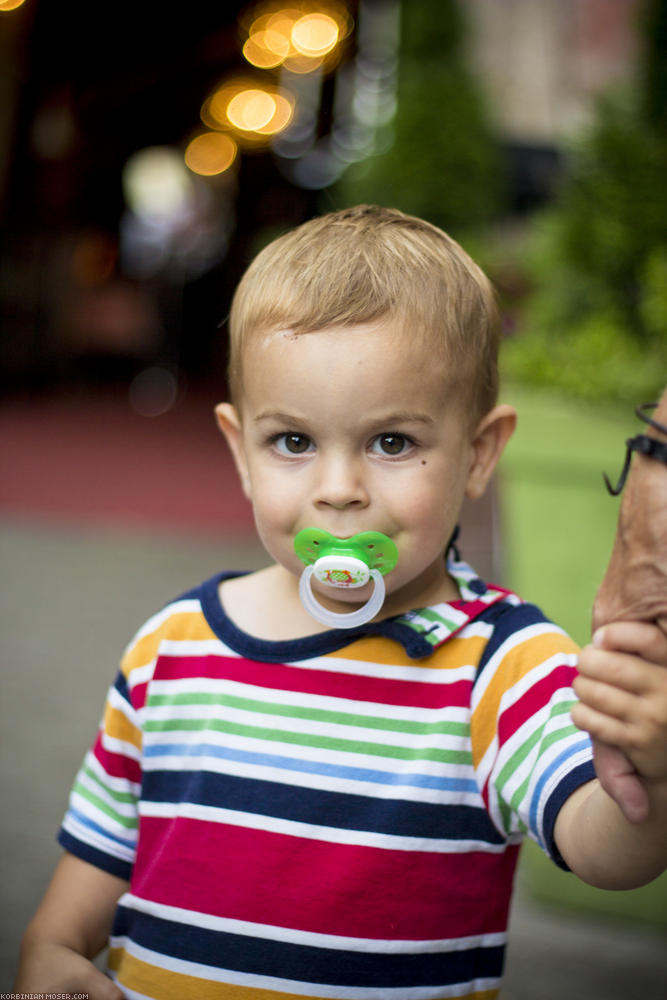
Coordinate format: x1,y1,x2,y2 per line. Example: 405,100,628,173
294,528,398,575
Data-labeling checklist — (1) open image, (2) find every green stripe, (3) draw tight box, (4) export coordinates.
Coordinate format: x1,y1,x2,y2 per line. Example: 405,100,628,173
144,716,472,765
497,714,581,815
147,691,469,739
74,780,138,830
396,607,462,640
414,607,462,629
82,763,136,804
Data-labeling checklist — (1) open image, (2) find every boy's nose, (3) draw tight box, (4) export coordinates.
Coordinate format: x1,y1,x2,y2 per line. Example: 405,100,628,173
313,453,369,510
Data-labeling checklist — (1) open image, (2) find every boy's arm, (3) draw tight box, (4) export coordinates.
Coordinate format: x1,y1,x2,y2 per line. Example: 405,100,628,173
555,622,667,888
15,851,128,999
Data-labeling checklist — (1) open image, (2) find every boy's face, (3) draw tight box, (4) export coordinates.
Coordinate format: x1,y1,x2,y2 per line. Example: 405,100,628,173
218,322,510,615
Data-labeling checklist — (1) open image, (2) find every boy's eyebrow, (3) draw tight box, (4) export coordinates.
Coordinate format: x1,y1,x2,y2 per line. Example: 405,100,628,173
253,410,305,424
253,409,436,426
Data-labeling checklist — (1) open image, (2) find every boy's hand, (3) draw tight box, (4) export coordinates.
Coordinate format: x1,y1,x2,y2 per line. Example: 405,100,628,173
572,621,667,823
15,941,124,999
14,853,127,1000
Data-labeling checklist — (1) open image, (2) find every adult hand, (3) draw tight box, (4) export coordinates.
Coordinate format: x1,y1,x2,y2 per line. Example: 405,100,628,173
593,388,667,635
589,388,667,821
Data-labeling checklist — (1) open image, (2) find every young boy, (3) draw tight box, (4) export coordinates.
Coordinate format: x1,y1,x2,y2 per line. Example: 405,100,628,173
16,206,667,1000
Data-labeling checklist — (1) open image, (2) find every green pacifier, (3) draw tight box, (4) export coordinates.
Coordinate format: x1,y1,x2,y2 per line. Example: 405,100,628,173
294,528,398,628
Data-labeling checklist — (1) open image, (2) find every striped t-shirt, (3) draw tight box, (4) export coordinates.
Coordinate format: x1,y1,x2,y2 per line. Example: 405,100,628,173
58,559,594,1000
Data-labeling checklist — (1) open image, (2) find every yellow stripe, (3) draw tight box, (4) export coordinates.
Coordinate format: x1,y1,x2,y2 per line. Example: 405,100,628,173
108,948,499,999
120,610,218,679
332,633,488,670
104,704,142,750
472,630,579,765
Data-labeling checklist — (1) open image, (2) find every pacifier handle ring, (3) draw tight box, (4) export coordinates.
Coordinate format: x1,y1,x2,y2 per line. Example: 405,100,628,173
299,567,386,629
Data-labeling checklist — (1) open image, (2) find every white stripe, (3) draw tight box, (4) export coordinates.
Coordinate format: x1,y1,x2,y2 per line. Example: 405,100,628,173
118,891,507,953
83,749,141,797
156,639,481,685
143,702,471,752
147,674,476,721
125,660,155,691
141,747,481,807
109,936,501,1000
75,770,138,820
125,599,203,647
137,800,504,854
142,726,470,780
495,688,578,782
473,650,577,789
532,744,594,840
100,732,141,762
472,621,572,705
61,813,135,862
107,682,142,728
69,788,136,836
474,655,575,788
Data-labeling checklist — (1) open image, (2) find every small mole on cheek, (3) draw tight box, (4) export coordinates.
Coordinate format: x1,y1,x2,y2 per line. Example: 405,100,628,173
421,460,427,466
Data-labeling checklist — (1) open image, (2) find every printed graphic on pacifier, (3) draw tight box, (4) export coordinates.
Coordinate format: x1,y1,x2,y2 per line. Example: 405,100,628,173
294,528,398,629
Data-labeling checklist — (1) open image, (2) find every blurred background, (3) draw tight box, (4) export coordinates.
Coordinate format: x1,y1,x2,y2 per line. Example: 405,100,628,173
1,0,666,996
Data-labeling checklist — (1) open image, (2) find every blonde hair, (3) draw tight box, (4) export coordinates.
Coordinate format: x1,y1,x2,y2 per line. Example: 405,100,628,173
228,205,500,423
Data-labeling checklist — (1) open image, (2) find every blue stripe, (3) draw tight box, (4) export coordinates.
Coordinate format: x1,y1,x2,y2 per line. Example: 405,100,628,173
529,738,593,847
475,602,553,684
113,905,505,988
114,668,133,706
67,805,137,851
57,829,132,880
143,741,479,794
141,768,504,844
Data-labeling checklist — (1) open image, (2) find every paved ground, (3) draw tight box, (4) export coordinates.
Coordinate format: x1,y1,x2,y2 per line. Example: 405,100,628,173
2,385,666,997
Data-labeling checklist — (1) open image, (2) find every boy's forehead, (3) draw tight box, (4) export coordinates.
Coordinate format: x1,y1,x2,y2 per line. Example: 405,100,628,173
237,322,464,415
243,319,440,361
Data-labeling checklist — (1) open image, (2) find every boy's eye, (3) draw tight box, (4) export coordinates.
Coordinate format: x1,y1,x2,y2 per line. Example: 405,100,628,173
371,433,412,456
274,433,313,455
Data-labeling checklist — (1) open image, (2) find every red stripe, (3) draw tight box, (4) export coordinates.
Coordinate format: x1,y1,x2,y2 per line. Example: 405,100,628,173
153,653,472,709
132,816,517,940
93,733,142,784
129,679,148,711
497,665,577,749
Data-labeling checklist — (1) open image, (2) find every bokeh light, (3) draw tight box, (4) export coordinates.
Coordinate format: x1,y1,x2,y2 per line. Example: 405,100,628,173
243,28,290,69
201,78,294,145
239,3,351,74
0,0,29,11
227,89,277,131
184,132,238,176
123,147,193,220
254,92,294,134
291,13,339,57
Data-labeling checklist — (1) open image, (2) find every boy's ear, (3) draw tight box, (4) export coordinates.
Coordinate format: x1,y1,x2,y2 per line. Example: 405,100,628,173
215,402,251,499
465,404,516,501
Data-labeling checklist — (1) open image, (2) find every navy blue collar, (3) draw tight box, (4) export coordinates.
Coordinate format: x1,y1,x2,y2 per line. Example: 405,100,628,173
192,557,511,663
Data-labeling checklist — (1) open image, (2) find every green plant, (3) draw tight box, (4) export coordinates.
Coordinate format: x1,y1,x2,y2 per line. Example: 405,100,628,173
328,0,505,234
501,6,667,406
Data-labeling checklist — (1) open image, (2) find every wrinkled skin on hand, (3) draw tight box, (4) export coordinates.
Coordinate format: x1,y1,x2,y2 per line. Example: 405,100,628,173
593,388,667,635
589,387,667,823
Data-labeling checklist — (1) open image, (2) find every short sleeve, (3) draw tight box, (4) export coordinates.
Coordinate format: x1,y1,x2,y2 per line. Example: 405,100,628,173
470,602,595,867
57,594,215,878
56,603,166,879
58,668,142,880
